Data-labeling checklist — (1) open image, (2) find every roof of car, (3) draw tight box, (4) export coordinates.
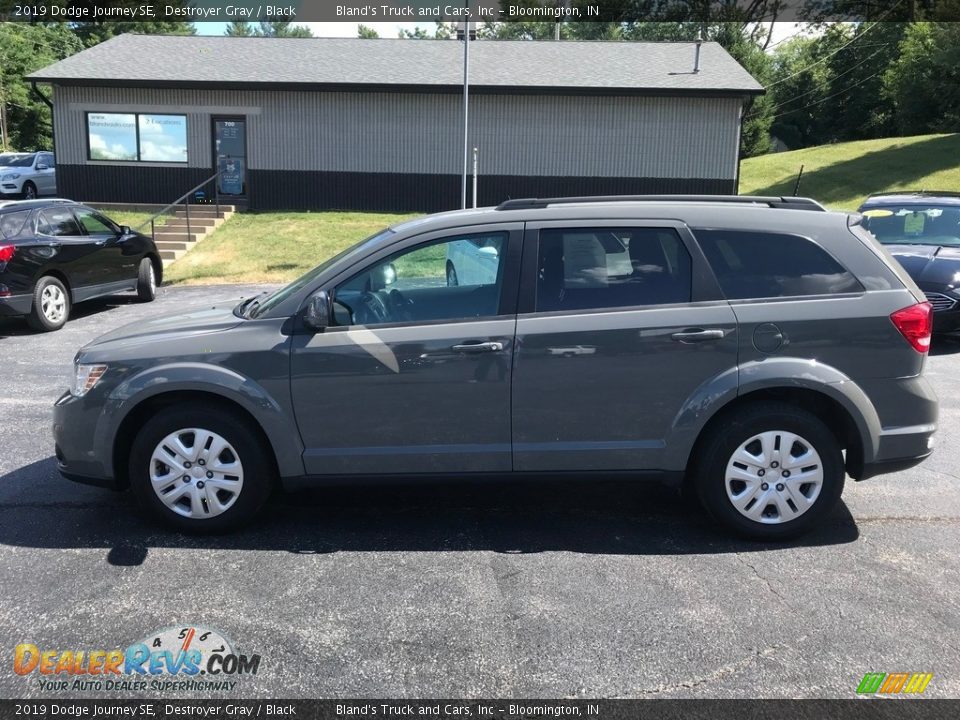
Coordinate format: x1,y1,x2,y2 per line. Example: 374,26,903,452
28,34,763,95
0,199,76,213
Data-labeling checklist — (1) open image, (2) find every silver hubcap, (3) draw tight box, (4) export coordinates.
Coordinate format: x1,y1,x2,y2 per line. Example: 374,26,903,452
149,428,244,519
40,285,66,323
725,430,824,524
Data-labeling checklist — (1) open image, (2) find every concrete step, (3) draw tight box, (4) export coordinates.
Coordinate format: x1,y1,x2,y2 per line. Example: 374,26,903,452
154,232,201,242
162,218,219,229
172,209,232,219
159,249,185,261
155,240,192,252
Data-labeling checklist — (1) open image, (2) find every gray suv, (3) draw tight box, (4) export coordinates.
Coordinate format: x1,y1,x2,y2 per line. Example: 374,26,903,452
53,196,938,539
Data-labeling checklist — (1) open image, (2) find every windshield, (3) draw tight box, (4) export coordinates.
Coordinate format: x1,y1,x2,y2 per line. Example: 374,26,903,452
1,154,35,168
246,227,395,318
861,204,960,247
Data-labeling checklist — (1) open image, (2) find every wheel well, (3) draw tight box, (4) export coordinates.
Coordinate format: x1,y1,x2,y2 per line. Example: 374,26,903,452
687,387,864,478
112,391,279,489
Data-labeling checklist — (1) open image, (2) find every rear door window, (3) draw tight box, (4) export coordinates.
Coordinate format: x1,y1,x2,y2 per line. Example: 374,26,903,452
535,227,692,312
694,229,863,300
37,208,83,237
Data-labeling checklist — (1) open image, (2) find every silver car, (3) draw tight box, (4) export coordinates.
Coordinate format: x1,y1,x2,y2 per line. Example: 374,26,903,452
0,152,57,199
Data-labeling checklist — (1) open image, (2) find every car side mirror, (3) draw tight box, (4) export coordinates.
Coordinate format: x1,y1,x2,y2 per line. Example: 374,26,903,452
477,245,499,259
304,290,331,331
119,225,131,237
35,163,48,171
370,263,397,291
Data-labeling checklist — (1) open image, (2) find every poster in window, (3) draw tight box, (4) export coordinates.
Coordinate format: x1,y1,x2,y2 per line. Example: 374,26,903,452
87,113,137,161
219,157,244,195
138,115,188,163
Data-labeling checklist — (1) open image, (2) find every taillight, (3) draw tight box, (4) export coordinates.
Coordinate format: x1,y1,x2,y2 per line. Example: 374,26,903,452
0,244,14,263
890,302,933,353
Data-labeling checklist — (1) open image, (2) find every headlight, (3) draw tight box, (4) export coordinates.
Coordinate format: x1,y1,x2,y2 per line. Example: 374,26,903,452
72,364,108,396
1,173,20,181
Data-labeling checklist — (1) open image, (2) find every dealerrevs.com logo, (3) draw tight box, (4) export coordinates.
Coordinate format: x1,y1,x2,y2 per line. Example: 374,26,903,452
14,626,261,693
856,672,934,696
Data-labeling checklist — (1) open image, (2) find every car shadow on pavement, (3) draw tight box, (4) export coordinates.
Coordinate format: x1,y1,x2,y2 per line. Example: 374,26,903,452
0,457,859,566
0,294,143,338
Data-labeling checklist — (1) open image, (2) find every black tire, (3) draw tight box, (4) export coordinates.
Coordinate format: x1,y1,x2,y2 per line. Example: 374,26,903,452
21,181,37,200
692,402,845,540
26,275,70,332
128,405,275,532
136,257,157,302
446,262,459,287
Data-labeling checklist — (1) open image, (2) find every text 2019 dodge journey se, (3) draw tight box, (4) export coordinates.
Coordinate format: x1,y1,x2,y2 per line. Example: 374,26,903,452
53,196,938,539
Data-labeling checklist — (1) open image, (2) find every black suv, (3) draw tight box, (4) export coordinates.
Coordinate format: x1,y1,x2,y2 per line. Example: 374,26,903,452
0,199,161,331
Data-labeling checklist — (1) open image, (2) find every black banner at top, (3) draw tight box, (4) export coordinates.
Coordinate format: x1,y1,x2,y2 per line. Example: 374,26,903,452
0,0,955,23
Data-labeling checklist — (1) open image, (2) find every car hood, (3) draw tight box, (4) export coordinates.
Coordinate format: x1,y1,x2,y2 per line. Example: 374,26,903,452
82,299,245,353
887,244,960,289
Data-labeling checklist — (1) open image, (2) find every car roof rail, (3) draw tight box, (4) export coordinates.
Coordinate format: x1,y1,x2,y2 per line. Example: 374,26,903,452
494,195,827,212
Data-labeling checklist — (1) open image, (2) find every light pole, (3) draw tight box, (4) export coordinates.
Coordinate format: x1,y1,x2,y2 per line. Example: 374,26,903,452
460,20,472,210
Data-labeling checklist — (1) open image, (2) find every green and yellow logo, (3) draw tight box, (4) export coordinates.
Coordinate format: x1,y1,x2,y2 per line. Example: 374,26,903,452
857,672,933,695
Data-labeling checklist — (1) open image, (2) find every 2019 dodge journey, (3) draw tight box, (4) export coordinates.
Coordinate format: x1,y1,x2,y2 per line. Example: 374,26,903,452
53,195,939,538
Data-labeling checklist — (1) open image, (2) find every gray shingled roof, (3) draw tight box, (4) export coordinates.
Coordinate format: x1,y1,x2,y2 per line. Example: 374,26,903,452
29,33,763,94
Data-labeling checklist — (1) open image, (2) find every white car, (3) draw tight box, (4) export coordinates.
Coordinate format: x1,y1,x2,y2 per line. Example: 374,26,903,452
445,235,502,286
0,152,57,199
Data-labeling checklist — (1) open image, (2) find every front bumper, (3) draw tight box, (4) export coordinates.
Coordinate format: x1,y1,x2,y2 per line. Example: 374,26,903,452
0,294,32,318
0,182,23,196
53,390,119,489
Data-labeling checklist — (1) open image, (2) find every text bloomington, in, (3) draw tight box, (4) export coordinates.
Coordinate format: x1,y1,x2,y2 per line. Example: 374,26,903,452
336,4,595,18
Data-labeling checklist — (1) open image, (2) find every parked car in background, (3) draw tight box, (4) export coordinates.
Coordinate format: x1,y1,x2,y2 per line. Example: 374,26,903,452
0,152,57,199
859,192,960,335
0,199,161,331
54,195,936,540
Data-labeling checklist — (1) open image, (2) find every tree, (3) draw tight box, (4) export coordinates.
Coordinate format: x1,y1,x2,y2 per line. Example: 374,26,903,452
226,21,255,37
256,22,312,38
358,24,380,39
71,21,194,48
398,23,454,39
0,23,83,151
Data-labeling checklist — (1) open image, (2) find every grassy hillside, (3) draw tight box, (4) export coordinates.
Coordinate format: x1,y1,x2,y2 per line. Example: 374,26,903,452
739,134,960,211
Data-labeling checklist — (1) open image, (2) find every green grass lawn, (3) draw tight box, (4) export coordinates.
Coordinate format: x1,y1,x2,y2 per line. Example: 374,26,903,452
165,210,419,285
740,133,960,211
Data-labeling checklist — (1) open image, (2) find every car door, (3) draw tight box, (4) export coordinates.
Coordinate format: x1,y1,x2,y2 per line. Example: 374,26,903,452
35,207,101,291
72,206,134,285
290,223,523,475
35,153,56,195
511,220,739,472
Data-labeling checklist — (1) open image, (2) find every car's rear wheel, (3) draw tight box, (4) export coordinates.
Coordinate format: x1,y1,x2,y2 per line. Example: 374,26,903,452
22,182,37,200
446,261,459,287
136,258,157,302
693,402,844,540
27,276,70,332
129,406,274,532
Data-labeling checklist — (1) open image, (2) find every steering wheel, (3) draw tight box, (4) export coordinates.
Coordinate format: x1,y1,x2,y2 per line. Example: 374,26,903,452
352,291,389,324
387,289,415,323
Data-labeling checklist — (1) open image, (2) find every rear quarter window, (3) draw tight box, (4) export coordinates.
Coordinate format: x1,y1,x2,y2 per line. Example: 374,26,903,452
693,229,863,300
0,210,33,240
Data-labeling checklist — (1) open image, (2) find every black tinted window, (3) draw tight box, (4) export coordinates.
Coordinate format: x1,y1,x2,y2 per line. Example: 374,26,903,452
695,229,862,300
535,227,691,312
0,210,33,240
38,208,83,237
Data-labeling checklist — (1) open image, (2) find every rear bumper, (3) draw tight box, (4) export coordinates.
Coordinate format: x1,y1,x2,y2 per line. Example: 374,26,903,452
0,293,32,317
856,423,936,480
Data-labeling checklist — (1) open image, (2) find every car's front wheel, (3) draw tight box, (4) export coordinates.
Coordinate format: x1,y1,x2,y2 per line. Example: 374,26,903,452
136,258,157,302
129,406,274,532
22,182,37,200
693,402,845,540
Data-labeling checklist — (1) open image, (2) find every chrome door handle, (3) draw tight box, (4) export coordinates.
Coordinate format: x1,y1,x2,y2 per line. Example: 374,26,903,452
452,341,504,353
671,329,726,343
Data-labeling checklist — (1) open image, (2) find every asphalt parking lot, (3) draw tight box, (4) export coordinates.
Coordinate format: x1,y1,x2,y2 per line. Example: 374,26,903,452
1,284,959,699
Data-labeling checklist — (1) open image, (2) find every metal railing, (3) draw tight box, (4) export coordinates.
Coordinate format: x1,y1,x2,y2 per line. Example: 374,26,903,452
137,170,223,243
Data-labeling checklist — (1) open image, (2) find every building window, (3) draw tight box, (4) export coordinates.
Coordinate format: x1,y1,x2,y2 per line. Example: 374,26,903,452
86,112,188,163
